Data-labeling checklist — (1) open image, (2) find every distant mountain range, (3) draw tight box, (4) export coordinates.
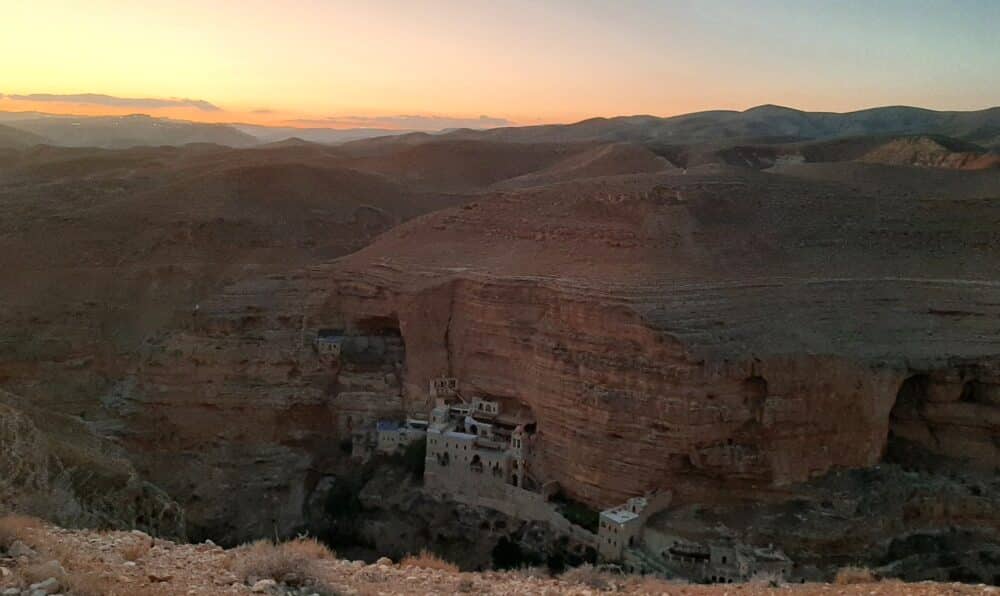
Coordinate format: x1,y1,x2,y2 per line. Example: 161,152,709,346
0,112,256,149
0,105,998,150
435,105,1000,149
233,123,422,145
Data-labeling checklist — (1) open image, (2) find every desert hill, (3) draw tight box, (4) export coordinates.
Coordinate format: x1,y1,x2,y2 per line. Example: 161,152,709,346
855,135,1000,169
0,143,469,430
643,134,1000,171
341,139,673,192
493,142,675,189
0,124,47,149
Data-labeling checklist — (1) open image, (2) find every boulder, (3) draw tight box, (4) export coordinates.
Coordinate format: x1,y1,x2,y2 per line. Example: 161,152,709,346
7,540,36,558
27,577,60,595
251,578,276,593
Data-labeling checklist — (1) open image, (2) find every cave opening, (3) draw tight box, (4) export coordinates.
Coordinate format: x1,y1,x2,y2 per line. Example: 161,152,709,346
335,315,406,371
959,380,985,404
885,374,931,465
353,315,402,337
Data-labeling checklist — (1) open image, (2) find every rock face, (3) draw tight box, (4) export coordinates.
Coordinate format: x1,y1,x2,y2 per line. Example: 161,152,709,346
858,136,1000,170
890,369,1000,463
646,464,1000,584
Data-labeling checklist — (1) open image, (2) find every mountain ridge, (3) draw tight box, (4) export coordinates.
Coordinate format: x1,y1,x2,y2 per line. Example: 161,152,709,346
3,105,998,150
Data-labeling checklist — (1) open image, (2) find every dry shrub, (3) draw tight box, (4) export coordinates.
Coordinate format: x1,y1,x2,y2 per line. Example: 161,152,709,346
0,514,42,549
22,559,67,585
399,549,459,572
512,566,549,579
561,564,616,590
457,576,476,593
60,571,117,596
232,537,335,587
629,575,689,592
835,566,877,584
121,538,152,562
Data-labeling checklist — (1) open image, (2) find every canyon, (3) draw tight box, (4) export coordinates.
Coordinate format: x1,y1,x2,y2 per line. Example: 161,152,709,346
0,108,998,583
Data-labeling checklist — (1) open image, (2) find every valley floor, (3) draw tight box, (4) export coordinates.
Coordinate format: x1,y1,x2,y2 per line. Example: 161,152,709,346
0,522,993,596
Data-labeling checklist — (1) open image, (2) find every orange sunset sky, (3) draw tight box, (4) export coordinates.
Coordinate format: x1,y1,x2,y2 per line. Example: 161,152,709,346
3,0,998,130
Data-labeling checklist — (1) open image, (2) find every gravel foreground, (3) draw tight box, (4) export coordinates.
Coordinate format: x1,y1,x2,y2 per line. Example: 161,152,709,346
0,524,996,596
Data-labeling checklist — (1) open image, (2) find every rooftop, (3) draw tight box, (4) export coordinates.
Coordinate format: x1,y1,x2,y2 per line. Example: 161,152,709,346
602,508,640,524
377,420,400,431
443,430,477,441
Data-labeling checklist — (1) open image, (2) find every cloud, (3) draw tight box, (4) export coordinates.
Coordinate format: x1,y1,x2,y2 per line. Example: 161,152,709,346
284,114,513,131
251,108,276,114
2,92,221,112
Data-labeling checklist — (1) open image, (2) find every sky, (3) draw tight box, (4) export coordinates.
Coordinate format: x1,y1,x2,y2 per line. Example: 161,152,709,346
2,0,998,130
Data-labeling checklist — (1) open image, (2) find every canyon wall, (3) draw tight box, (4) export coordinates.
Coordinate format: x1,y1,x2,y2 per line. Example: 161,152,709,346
122,261,999,544
324,273,904,504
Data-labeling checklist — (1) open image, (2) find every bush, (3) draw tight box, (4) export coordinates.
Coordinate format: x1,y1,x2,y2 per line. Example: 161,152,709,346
835,566,877,584
400,549,459,572
561,564,615,590
0,514,41,550
551,493,599,533
232,537,336,587
491,536,543,570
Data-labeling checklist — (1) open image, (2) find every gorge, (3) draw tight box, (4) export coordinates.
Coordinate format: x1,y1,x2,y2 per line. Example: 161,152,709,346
1,110,999,584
